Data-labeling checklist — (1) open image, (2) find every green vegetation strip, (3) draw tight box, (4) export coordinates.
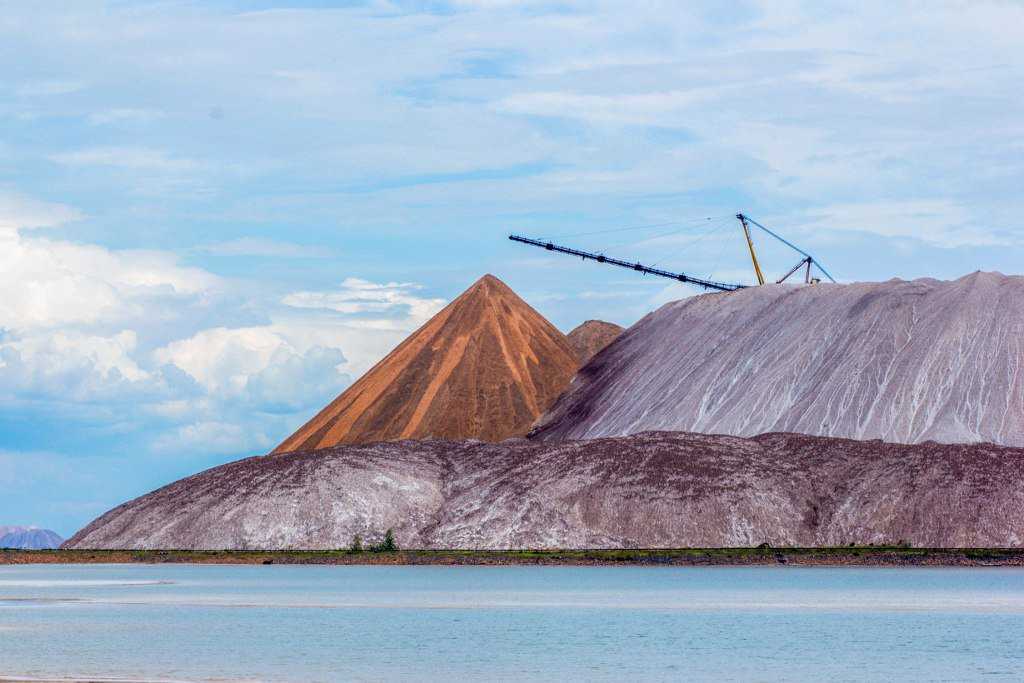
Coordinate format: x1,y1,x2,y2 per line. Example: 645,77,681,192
3,547,1024,566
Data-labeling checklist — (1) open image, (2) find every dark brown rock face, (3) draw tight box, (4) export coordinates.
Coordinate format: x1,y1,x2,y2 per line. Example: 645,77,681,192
566,320,623,365
273,274,579,451
534,272,1024,446
65,431,1024,550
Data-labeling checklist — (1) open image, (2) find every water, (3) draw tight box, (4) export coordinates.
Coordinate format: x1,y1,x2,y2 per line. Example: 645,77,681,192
1,564,1024,681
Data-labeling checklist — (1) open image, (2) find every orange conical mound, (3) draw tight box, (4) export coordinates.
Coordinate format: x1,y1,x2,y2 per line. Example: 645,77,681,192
273,274,579,452
566,320,623,365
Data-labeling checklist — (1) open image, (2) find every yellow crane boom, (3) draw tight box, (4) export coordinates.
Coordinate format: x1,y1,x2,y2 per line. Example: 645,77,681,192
737,213,766,286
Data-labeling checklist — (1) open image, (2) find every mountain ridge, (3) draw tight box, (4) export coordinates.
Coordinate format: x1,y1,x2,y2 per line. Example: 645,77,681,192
0,526,63,549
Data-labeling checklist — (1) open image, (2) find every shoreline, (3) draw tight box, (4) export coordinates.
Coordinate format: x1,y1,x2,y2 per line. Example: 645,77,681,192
4,547,1024,566
0,679,194,683
0,679,191,683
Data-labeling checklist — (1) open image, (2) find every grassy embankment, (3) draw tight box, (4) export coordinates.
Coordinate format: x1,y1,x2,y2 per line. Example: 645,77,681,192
3,546,1024,566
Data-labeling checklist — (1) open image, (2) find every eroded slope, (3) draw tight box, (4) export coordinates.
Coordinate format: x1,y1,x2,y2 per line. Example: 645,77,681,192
66,431,1024,550
534,272,1024,446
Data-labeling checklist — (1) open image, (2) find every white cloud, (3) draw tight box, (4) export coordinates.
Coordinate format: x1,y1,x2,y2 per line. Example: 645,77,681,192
269,69,341,97
797,200,1009,249
451,0,544,8
263,314,412,378
152,326,342,402
0,229,219,333
154,326,285,394
0,194,454,457
87,108,166,125
50,147,198,172
197,237,332,259
155,278,449,406
498,87,729,126
0,196,339,444
15,80,86,96
0,202,217,404
147,276,450,429
283,277,446,323
152,420,272,456
0,197,443,430
0,192,81,234
0,330,154,403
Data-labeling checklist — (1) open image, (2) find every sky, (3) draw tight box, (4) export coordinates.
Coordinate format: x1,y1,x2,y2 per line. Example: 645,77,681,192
2,0,1023,536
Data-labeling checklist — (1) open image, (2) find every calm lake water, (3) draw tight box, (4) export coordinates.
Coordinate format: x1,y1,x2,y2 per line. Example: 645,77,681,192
1,564,1024,681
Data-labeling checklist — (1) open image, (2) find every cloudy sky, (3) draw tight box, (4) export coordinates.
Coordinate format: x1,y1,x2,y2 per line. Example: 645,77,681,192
2,0,1022,535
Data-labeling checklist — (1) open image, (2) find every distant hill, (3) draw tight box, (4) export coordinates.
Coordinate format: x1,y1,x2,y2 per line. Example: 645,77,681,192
274,274,579,451
0,526,63,549
65,431,1024,550
533,272,1024,446
566,320,623,365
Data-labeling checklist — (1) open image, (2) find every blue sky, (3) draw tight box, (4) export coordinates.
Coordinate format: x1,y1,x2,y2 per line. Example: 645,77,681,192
2,0,1023,536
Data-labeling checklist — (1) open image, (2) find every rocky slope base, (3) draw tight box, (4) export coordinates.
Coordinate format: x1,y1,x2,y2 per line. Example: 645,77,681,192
533,272,1024,446
65,431,1024,550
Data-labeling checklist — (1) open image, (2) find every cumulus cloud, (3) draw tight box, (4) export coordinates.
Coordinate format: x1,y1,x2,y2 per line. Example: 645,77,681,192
0,195,446,460
0,192,472,482
0,193,82,234
0,204,217,407
153,326,349,413
149,278,449,422
0,232,219,333
0,330,148,398
155,326,294,395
